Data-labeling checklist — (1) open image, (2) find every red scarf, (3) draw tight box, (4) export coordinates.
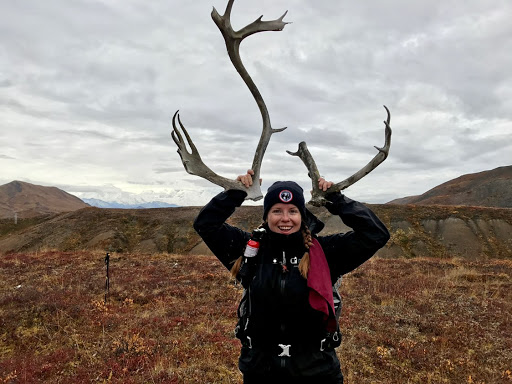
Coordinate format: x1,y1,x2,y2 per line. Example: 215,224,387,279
307,239,337,332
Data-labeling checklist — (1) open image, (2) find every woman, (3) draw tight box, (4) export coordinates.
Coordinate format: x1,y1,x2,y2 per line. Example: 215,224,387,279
193,170,390,383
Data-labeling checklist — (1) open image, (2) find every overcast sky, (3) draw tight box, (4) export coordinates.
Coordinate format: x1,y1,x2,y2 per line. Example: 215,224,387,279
1,0,511,206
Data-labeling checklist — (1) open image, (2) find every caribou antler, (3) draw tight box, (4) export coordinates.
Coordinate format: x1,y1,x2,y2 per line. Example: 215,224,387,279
172,0,289,201
287,106,392,207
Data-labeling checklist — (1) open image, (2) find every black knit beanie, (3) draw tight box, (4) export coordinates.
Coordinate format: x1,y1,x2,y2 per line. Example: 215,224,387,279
263,181,306,220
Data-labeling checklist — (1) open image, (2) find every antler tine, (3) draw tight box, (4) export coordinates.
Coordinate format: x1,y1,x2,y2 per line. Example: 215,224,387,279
287,106,392,207
171,110,264,199
171,110,200,173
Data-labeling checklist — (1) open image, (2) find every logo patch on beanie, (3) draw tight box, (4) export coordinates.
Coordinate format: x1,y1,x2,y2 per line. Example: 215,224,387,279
279,190,293,203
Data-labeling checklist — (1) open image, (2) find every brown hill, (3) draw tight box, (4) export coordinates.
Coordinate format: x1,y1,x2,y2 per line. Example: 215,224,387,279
1,203,511,260
388,166,512,207
0,180,89,219
1,168,511,259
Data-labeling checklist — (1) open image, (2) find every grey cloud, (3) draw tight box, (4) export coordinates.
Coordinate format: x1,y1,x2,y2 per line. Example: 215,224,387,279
457,133,512,162
1,0,511,206
153,166,184,174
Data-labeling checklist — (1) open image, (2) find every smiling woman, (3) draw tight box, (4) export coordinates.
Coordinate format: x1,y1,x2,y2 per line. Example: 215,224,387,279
193,170,390,383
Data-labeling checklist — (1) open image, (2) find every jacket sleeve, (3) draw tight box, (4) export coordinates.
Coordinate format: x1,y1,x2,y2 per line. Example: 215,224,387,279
318,192,390,280
193,189,251,271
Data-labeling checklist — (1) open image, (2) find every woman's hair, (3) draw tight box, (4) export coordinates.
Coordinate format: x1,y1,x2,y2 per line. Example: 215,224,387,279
230,223,312,280
298,225,313,279
230,255,244,279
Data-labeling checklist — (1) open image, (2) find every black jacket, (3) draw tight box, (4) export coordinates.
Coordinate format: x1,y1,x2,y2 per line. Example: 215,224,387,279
193,189,390,377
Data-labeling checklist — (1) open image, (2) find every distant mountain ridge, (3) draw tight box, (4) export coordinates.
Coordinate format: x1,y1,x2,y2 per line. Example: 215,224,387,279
1,169,511,259
82,198,178,209
0,181,179,218
387,166,512,208
0,180,89,219
3,166,510,220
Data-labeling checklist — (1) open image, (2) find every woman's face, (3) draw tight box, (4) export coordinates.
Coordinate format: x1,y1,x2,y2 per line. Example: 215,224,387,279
266,203,302,235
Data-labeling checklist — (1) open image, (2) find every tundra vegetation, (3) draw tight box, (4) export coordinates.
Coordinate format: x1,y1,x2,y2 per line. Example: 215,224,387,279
1,250,511,383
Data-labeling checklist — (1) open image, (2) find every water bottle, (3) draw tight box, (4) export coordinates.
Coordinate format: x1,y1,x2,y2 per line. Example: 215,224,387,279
243,228,265,258
244,239,260,258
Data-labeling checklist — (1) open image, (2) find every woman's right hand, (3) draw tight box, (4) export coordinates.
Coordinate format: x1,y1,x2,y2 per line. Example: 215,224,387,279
236,169,261,188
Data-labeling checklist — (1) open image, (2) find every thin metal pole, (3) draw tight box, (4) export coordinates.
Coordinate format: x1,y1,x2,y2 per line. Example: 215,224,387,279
104,252,110,304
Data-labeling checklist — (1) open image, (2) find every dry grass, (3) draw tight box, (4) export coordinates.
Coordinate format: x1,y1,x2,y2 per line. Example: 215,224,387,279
339,257,512,383
1,251,511,383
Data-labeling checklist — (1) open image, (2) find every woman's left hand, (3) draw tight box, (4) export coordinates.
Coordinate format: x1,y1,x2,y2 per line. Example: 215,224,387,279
236,169,262,188
318,177,333,192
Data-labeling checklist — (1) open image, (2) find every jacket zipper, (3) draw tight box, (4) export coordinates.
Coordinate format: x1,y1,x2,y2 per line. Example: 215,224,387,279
280,250,286,368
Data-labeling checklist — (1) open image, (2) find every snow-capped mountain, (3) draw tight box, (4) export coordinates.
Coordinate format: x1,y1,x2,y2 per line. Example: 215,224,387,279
82,198,178,209
68,183,223,208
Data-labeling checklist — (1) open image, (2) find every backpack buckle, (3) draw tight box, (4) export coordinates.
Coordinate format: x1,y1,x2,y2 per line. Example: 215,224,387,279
320,338,327,352
278,344,291,357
